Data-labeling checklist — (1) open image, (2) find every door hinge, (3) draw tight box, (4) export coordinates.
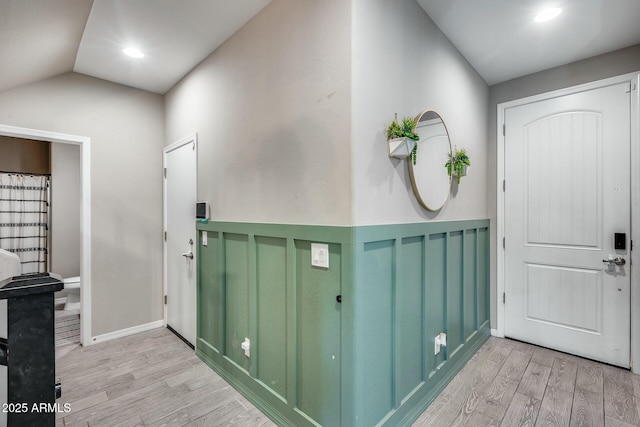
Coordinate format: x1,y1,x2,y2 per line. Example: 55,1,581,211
164,168,167,178
503,292,505,304
164,295,167,305
503,180,505,192
631,240,634,251
164,231,167,242
503,124,506,136
503,237,505,249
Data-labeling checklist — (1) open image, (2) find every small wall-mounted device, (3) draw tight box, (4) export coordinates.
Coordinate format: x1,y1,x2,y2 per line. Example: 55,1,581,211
614,233,626,250
196,202,210,220
241,337,251,357
311,243,329,269
434,332,447,355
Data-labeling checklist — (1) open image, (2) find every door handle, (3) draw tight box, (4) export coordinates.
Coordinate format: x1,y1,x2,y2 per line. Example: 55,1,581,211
181,251,194,260
602,255,625,266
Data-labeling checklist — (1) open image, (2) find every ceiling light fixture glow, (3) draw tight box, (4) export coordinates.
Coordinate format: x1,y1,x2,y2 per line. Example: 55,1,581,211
123,47,144,58
535,7,562,23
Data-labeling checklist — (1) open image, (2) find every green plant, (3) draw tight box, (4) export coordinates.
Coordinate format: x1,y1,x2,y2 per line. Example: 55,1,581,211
387,114,419,164
445,147,471,184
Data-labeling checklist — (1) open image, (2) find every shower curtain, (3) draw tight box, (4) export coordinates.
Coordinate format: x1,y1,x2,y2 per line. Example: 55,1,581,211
0,173,50,274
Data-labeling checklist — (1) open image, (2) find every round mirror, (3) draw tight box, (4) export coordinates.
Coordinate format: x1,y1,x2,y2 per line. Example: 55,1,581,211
408,110,452,211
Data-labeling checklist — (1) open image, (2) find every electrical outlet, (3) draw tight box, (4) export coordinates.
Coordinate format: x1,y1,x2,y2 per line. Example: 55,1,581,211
241,337,250,357
434,333,447,355
439,332,447,348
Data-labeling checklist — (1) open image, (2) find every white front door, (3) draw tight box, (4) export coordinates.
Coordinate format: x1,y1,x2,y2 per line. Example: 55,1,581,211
164,135,197,346
504,82,631,367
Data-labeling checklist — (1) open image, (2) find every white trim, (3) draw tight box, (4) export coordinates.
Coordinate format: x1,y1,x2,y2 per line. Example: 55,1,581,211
91,320,164,345
496,71,640,372
163,134,198,329
631,73,640,373
0,124,92,346
491,328,500,337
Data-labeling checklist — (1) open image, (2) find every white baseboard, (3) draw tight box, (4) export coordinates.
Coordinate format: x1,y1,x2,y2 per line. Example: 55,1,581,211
89,320,164,345
491,328,501,337
55,297,67,306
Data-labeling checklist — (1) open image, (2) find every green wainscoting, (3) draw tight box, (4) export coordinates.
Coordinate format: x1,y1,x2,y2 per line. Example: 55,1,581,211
196,220,490,427
351,220,491,426
196,222,352,427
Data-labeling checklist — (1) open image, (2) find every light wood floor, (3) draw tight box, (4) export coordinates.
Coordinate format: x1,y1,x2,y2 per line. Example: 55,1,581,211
55,328,640,427
414,336,640,427
55,327,275,427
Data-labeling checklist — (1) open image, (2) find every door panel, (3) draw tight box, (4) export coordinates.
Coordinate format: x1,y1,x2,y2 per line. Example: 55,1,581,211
524,264,601,333
165,137,197,346
524,112,601,248
505,82,631,367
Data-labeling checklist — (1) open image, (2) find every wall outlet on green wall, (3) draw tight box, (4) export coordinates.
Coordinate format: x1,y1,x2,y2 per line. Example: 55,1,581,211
241,337,250,357
434,333,447,355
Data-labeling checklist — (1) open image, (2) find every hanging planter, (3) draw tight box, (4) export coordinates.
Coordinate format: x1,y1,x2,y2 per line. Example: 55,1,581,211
387,137,416,159
445,146,471,184
386,115,419,162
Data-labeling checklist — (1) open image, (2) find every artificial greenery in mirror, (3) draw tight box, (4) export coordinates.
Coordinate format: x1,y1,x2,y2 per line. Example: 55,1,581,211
445,146,471,184
408,110,452,211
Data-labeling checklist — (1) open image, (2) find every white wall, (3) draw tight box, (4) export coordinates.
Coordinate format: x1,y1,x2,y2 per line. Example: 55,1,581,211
165,0,352,226
487,44,640,327
0,72,165,336
352,0,489,225
51,142,81,278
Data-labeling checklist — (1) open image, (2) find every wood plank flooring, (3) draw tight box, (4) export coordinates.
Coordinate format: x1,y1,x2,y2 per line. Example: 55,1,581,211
55,328,640,427
55,327,275,427
414,336,640,427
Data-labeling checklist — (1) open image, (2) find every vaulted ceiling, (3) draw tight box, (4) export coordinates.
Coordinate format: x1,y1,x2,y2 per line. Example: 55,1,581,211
0,0,271,94
417,0,640,85
1,0,639,95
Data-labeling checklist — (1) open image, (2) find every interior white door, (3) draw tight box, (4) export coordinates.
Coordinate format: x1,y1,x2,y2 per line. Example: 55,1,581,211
164,136,197,346
504,82,631,367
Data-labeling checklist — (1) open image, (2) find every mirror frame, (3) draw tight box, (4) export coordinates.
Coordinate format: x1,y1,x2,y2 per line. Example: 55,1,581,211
408,110,452,211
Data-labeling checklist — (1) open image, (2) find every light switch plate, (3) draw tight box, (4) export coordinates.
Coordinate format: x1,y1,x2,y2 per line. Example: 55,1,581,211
202,231,208,246
311,243,329,268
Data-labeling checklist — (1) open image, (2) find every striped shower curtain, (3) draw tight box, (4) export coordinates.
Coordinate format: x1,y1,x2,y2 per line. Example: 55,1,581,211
0,173,50,274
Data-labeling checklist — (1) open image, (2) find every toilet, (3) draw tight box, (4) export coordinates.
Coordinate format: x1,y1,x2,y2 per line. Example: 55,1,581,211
63,276,81,311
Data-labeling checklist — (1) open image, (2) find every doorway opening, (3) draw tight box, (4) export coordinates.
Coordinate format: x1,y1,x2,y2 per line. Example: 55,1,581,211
0,124,92,344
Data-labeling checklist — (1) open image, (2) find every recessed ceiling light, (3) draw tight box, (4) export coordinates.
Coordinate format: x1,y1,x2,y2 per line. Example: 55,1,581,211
535,7,562,23
123,47,144,58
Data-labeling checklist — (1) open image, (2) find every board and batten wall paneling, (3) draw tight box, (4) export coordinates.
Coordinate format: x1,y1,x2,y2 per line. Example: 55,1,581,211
223,233,251,373
196,220,489,427
255,236,287,400
351,220,491,427
198,231,222,352
294,240,342,426
359,239,395,425
396,236,424,403
196,222,351,427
